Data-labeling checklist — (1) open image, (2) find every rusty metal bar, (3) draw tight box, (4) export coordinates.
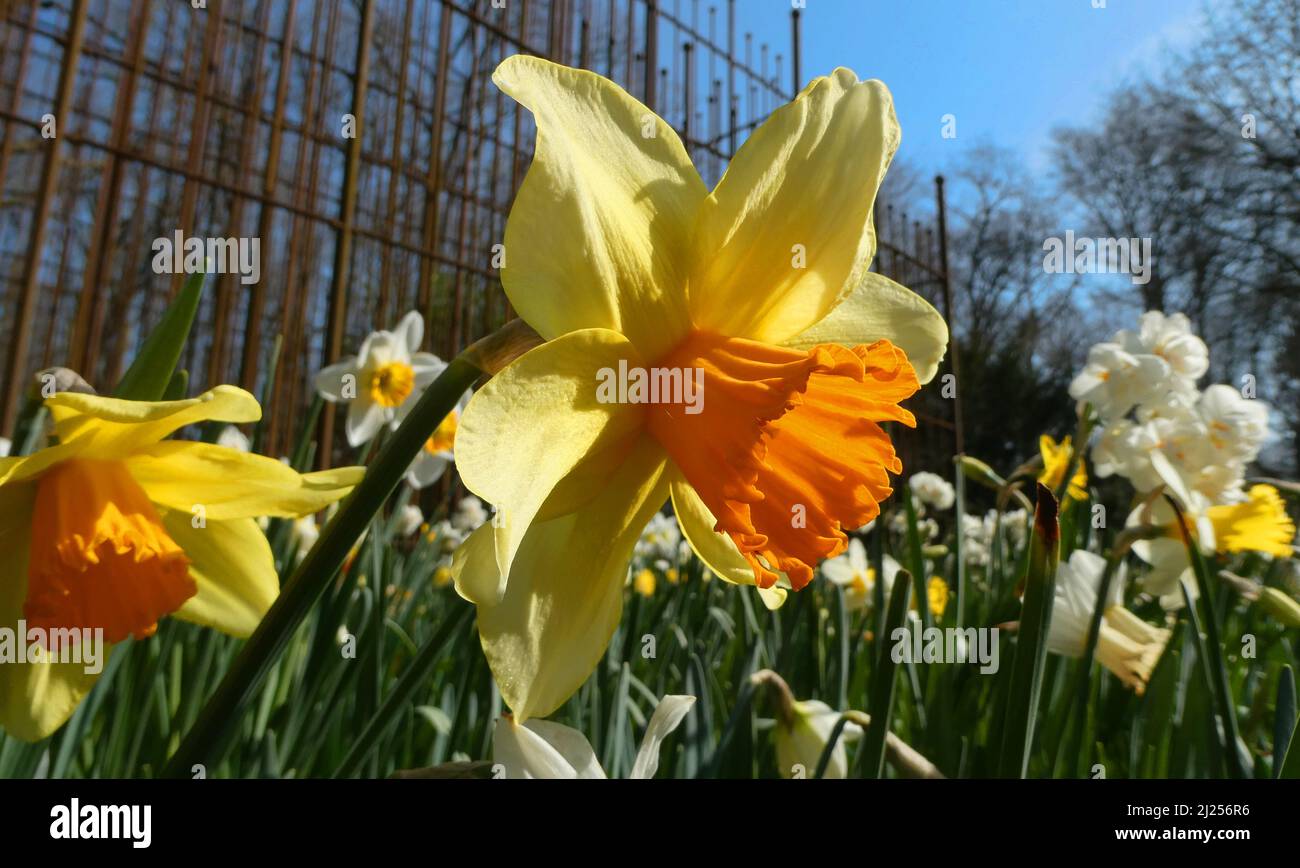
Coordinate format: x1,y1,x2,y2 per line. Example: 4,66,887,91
934,174,963,455
1,0,88,432
240,0,299,392
644,0,657,108
170,0,226,298
320,0,376,466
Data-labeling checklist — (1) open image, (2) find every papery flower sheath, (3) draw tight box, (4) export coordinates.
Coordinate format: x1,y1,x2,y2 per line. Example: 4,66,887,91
450,56,948,720
0,386,362,740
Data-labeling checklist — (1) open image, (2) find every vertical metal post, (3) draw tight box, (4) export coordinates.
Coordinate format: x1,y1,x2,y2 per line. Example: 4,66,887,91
682,41,693,146
2,0,88,432
170,0,226,298
418,2,454,323
240,0,299,392
934,174,964,455
320,0,375,466
726,0,736,156
68,0,152,375
791,4,801,95
644,0,658,109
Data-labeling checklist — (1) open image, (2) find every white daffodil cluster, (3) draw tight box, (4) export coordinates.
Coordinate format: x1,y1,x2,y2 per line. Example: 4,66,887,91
1071,311,1260,504
960,508,1029,568
909,471,955,511
628,511,689,597
430,496,493,589
1071,311,1294,607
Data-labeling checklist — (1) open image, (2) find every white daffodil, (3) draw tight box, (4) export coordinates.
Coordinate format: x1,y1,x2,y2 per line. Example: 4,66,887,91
450,495,489,534
1068,342,1170,421
290,513,320,564
961,513,991,567
908,471,954,511
314,311,446,448
996,508,1030,552
396,504,425,538
0,437,10,457
492,694,695,779
216,424,251,452
1046,550,1170,694
404,384,472,489
635,511,683,564
1115,311,1208,385
1198,384,1269,465
821,538,900,611
774,699,863,779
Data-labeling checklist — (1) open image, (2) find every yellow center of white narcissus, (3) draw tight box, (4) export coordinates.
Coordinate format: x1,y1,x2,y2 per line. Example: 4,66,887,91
0,386,363,742
424,409,459,455
369,361,416,408
447,55,949,723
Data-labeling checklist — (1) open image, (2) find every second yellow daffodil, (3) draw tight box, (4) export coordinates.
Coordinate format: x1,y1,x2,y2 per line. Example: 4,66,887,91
0,386,362,740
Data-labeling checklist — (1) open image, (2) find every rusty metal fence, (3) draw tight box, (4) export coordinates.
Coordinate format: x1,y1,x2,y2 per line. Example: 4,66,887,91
0,0,957,464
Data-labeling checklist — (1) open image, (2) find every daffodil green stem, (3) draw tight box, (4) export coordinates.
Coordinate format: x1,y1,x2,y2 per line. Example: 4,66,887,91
161,357,483,778
1170,495,1249,779
860,570,911,778
996,484,1059,778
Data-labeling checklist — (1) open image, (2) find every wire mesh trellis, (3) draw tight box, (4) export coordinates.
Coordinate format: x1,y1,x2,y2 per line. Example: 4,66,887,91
0,0,957,467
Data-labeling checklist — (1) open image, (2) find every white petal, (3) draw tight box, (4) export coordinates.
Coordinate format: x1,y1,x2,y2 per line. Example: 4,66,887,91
345,399,385,447
406,451,450,489
524,719,607,779
630,695,696,779
315,358,358,402
410,352,447,387
394,310,425,356
492,716,580,779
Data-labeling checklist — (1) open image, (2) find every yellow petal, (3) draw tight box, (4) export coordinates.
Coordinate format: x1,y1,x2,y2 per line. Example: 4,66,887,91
495,55,705,360
670,473,791,609
0,442,84,487
127,441,362,521
782,272,949,385
46,386,261,459
1207,484,1295,557
689,69,900,343
669,472,759,586
455,328,649,587
161,513,279,637
0,481,103,742
477,435,669,720
756,585,788,611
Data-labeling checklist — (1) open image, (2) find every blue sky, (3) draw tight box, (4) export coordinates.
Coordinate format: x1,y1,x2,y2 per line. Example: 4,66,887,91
740,0,1206,176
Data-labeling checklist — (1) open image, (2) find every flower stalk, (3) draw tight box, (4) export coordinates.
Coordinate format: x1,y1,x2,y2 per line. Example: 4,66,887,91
162,354,484,777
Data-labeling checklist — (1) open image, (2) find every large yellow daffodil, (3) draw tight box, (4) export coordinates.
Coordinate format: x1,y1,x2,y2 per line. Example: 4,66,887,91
451,57,949,720
0,386,362,740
